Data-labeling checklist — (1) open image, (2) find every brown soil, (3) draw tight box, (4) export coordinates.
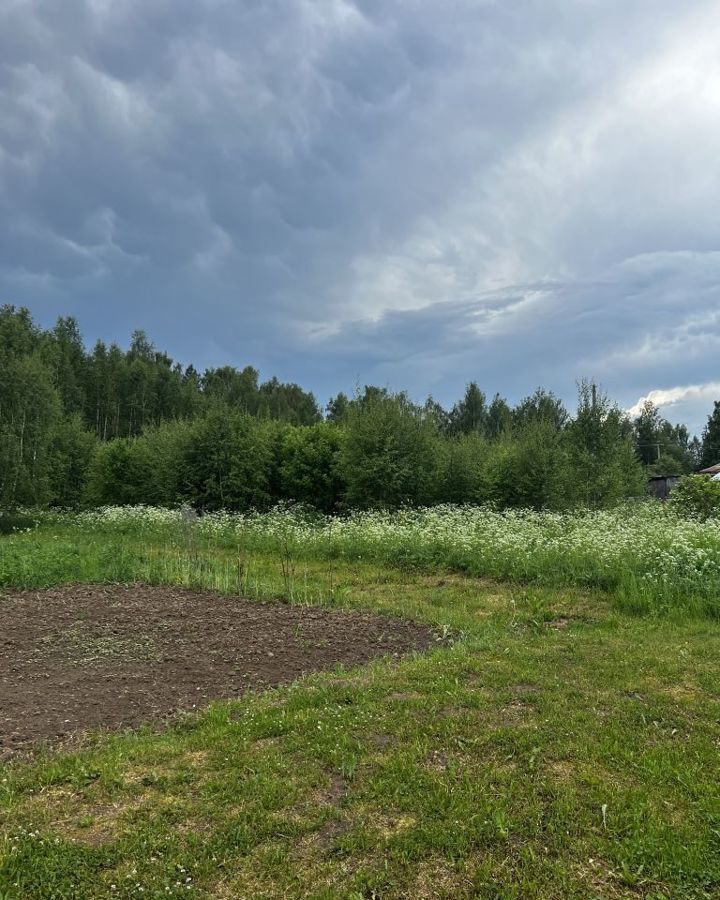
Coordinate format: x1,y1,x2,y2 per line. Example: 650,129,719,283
0,583,437,758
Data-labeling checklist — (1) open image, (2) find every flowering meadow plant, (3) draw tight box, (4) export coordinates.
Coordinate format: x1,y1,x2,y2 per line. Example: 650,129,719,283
65,502,720,615
74,505,184,531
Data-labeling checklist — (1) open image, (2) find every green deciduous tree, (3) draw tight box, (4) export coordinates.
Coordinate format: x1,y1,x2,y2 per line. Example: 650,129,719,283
441,433,490,503
0,308,62,507
85,439,149,506
486,393,512,440
183,407,276,511
340,392,442,508
280,423,345,512
449,383,487,435
634,400,696,474
49,316,86,415
486,420,569,509
47,415,96,507
566,381,645,507
0,305,697,514
326,392,350,423
513,388,568,431
700,400,720,469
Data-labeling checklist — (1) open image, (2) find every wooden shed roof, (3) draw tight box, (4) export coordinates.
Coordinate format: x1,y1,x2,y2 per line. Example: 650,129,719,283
699,463,720,475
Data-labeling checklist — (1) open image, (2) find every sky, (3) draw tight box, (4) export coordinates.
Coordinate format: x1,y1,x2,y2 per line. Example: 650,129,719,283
1,0,719,435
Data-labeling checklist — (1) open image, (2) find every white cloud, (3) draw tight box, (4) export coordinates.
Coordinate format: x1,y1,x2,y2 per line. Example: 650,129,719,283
627,383,720,419
327,1,720,328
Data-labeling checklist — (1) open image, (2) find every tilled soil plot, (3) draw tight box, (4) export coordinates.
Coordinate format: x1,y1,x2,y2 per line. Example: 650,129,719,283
0,583,437,757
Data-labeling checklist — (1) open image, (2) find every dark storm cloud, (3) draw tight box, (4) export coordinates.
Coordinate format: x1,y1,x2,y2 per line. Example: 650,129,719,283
1,0,719,432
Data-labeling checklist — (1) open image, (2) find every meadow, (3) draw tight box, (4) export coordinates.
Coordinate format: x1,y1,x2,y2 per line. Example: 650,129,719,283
6,502,720,617
1,504,720,898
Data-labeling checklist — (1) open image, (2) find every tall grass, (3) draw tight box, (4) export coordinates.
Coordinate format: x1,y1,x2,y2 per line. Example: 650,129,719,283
6,502,720,617
0,534,332,606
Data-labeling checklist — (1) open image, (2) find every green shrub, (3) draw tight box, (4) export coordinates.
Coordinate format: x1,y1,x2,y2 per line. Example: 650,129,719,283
0,511,39,534
668,475,720,520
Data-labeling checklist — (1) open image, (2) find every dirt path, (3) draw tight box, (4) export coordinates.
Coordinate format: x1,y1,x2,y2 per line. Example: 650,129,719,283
0,583,437,757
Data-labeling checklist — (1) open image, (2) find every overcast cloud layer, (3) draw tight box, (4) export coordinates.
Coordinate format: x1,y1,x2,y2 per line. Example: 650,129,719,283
2,0,719,432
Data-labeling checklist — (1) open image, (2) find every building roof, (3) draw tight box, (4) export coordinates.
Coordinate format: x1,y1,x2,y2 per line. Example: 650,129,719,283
699,463,720,475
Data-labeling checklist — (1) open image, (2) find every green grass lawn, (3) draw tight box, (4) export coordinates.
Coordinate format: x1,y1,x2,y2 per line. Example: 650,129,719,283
1,528,720,898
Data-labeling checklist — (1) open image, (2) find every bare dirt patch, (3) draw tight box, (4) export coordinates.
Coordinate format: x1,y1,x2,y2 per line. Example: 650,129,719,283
0,583,437,757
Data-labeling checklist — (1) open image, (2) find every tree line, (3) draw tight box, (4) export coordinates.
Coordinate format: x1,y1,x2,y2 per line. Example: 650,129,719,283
1,305,718,512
